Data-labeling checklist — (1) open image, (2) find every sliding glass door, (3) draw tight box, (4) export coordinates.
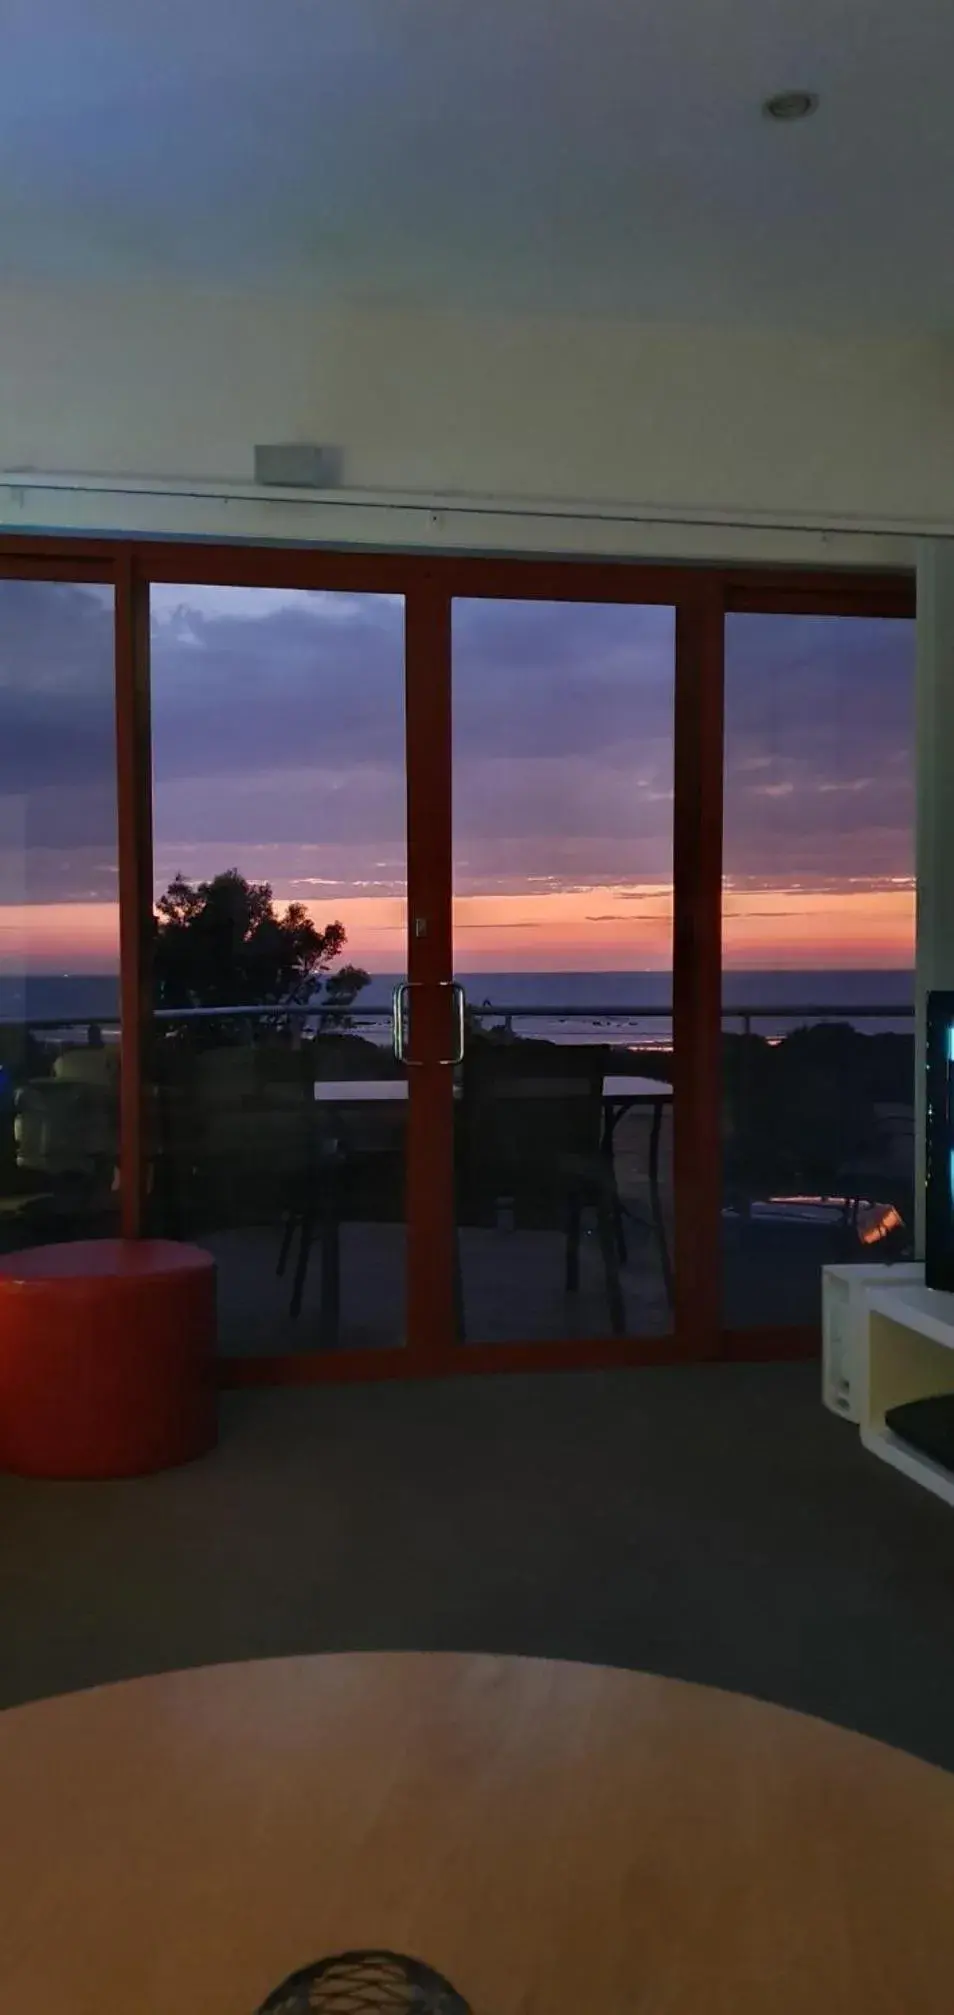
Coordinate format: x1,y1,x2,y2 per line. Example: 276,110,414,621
721,608,916,1336
0,537,917,1378
450,596,677,1349
0,569,120,1260
148,582,412,1361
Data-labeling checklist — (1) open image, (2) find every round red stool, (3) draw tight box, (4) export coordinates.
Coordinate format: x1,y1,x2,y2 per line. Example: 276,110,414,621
0,1239,217,1479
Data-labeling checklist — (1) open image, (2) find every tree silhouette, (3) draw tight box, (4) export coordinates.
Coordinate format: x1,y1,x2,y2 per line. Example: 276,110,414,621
154,870,369,1015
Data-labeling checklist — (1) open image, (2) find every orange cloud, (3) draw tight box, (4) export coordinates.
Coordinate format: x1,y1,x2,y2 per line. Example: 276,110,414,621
722,887,914,968
0,880,916,978
0,904,120,971
452,889,673,970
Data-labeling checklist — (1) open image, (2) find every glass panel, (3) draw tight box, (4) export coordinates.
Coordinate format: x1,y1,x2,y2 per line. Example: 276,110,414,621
149,586,407,1355
722,614,916,1328
452,598,676,1344
0,580,120,1253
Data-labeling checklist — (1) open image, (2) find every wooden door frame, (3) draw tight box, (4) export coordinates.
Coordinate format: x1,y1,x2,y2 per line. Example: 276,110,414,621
0,537,914,1378
404,576,456,1372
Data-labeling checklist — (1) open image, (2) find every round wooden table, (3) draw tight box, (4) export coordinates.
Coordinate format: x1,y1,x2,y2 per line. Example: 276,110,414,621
1,1653,952,2013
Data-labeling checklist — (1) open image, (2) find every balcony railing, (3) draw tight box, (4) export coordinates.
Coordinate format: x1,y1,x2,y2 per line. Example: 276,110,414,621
0,998,916,1040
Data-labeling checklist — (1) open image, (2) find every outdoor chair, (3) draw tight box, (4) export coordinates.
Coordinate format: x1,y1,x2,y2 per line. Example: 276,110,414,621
456,1044,625,1335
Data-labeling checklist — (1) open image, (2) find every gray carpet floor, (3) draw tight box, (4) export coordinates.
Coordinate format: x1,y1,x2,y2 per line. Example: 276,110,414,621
2,1363,954,1771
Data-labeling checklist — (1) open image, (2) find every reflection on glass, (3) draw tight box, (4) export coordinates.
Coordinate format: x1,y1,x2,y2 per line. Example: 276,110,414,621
0,581,120,1253
721,615,916,1327
452,599,676,1343
149,586,407,1354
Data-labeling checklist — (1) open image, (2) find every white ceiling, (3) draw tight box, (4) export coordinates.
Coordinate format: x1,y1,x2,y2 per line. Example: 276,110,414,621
3,0,954,330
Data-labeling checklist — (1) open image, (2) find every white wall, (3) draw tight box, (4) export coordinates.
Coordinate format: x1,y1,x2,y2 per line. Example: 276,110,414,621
1,281,952,564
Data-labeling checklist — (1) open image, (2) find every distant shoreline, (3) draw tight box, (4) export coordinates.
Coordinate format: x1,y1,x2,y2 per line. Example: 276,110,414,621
0,969,916,1047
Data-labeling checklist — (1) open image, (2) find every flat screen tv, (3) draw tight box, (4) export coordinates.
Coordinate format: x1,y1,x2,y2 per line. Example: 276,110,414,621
925,990,954,1290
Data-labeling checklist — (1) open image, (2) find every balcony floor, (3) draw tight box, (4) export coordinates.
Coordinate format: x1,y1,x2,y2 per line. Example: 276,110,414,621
211,1218,673,1354
207,1212,847,1356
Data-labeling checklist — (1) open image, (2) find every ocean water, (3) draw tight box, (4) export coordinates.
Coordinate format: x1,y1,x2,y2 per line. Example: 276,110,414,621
0,974,121,1027
0,970,914,1047
391,970,914,1046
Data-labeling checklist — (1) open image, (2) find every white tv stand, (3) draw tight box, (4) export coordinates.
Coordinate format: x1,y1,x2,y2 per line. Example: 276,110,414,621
863,1284,954,1507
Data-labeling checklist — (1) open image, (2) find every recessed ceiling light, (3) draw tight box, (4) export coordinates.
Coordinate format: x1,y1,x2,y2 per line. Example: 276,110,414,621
763,90,819,121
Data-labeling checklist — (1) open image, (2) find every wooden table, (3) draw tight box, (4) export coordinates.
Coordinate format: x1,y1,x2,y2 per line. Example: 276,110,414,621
312,1075,673,1106
1,1652,952,2013
312,1075,674,1305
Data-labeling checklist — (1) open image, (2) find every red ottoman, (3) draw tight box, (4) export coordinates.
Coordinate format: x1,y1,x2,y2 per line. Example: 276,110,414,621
0,1239,217,1479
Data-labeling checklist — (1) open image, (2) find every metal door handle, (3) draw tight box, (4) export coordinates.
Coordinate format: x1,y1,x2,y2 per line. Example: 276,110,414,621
391,982,408,1062
449,981,465,1066
391,982,466,1066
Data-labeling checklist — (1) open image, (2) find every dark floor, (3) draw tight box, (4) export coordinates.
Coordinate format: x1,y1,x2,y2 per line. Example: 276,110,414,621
3,1364,954,1770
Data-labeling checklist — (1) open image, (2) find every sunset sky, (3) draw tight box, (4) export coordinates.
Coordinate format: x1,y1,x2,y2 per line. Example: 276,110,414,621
0,580,915,977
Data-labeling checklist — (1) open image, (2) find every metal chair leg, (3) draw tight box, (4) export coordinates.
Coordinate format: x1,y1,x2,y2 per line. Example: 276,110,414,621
612,1192,628,1264
289,1203,315,1318
601,1100,628,1261
276,1213,296,1278
648,1102,674,1309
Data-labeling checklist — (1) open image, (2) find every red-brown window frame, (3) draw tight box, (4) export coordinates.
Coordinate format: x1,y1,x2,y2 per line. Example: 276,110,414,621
0,535,915,1376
